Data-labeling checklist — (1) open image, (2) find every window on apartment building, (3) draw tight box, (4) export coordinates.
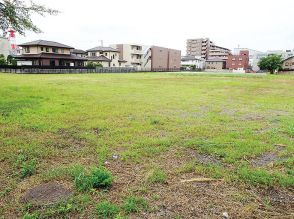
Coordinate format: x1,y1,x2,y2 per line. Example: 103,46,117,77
285,63,289,66
91,52,96,57
105,53,108,56
41,47,44,51
25,47,30,53
239,58,243,61
232,58,236,60
232,63,235,65
100,52,103,55
61,48,64,54
52,48,58,53
46,47,49,52
238,63,242,65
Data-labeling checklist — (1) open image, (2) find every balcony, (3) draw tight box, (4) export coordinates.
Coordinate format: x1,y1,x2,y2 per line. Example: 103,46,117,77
131,49,144,55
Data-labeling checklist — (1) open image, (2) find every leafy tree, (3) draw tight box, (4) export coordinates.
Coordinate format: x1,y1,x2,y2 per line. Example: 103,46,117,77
258,55,283,74
7,54,17,65
86,61,103,68
0,0,59,36
0,54,7,65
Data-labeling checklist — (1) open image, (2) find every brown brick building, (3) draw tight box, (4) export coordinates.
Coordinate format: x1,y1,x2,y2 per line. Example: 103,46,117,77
226,50,249,70
142,46,181,71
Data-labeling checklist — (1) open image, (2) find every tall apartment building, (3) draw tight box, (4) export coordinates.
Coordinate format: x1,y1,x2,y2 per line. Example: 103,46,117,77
142,46,181,71
186,38,231,60
0,37,11,57
110,44,148,68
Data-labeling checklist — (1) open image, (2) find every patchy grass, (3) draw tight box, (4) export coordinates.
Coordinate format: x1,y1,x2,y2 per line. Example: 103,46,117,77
0,73,293,218
95,201,119,219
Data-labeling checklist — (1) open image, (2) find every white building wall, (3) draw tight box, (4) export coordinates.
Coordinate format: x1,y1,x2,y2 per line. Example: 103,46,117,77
0,37,11,57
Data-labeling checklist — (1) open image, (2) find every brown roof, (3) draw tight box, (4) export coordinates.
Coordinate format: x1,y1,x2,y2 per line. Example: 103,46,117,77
87,46,119,52
15,53,87,60
18,40,74,49
87,55,111,62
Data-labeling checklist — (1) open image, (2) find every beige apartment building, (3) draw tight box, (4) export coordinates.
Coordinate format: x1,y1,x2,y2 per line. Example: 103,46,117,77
86,46,126,67
111,44,148,68
142,46,181,70
186,38,231,60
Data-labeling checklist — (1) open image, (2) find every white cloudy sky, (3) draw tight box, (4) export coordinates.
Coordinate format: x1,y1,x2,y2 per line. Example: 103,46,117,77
17,0,294,53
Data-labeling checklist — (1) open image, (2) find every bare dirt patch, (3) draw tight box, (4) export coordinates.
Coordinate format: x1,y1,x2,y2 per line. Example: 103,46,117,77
22,182,72,206
251,145,286,167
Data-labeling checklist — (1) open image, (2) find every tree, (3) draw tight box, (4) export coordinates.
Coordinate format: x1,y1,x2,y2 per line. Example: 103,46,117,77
7,54,17,65
86,61,103,68
0,0,59,36
258,55,283,74
0,54,7,65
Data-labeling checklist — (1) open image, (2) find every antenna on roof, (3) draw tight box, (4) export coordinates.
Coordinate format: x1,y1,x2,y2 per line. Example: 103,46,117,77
101,40,103,47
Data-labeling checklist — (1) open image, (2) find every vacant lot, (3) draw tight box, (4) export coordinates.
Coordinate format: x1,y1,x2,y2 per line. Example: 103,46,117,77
0,73,293,218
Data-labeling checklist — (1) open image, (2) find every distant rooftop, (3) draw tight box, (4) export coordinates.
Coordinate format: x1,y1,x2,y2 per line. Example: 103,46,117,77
87,46,119,52
18,40,74,49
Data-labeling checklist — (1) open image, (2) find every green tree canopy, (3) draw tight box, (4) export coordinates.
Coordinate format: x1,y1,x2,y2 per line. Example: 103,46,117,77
258,55,283,74
0,0,59,36
0,54,7,65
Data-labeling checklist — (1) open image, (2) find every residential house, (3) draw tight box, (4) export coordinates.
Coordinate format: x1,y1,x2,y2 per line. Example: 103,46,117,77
16,40,87,66
226,50,249,70
142,46,181,71
282,56,294,70
86,46,126,67
181,56,205,69
72,49,87,58
205,58,226,70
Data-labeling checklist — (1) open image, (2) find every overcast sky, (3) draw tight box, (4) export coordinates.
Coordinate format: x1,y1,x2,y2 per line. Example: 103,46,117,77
17,0,294,53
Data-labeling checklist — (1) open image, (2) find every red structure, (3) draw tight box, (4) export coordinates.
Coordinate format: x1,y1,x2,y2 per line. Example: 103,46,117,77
226,50,249,70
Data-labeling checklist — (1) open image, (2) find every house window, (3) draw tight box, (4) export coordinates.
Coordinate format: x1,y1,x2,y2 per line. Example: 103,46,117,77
61,48,64,54
100,52,103,55
46,47,49,52
41,47,44,52
24,47,30,53
91,52,96,57
105,53,108,56
52,48,58,53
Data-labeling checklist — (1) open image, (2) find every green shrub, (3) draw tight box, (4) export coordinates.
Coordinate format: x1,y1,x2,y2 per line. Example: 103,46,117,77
123,196,149,214
20,160,36,178
91,167,113,189
73,166,113,191
146,167,167,184
96,201,119,219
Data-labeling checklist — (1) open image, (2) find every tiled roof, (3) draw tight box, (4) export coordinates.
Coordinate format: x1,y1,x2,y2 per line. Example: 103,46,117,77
15,53,87,60
72,49,86,54
18,40,74,49
87,46,119,52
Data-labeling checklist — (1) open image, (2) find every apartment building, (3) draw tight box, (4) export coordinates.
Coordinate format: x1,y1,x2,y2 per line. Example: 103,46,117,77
186,38,231,60
16,40,86,66
86,46,126,67
111,44,148,68
142,46,181,71
0,37,11,57
226,50,249,70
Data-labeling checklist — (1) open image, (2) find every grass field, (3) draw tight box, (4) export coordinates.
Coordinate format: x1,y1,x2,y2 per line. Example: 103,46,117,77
0,72,293,218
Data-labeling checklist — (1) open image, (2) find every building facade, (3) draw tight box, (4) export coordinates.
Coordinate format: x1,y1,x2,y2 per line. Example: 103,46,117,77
16,40,86,66
186,38,231,60
86,46,126,67
0,37,11,58
282,56,294,70
111,44,148,68
181,56,205,69
142,46,181,70
226,50,249,70
205,58,226,70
